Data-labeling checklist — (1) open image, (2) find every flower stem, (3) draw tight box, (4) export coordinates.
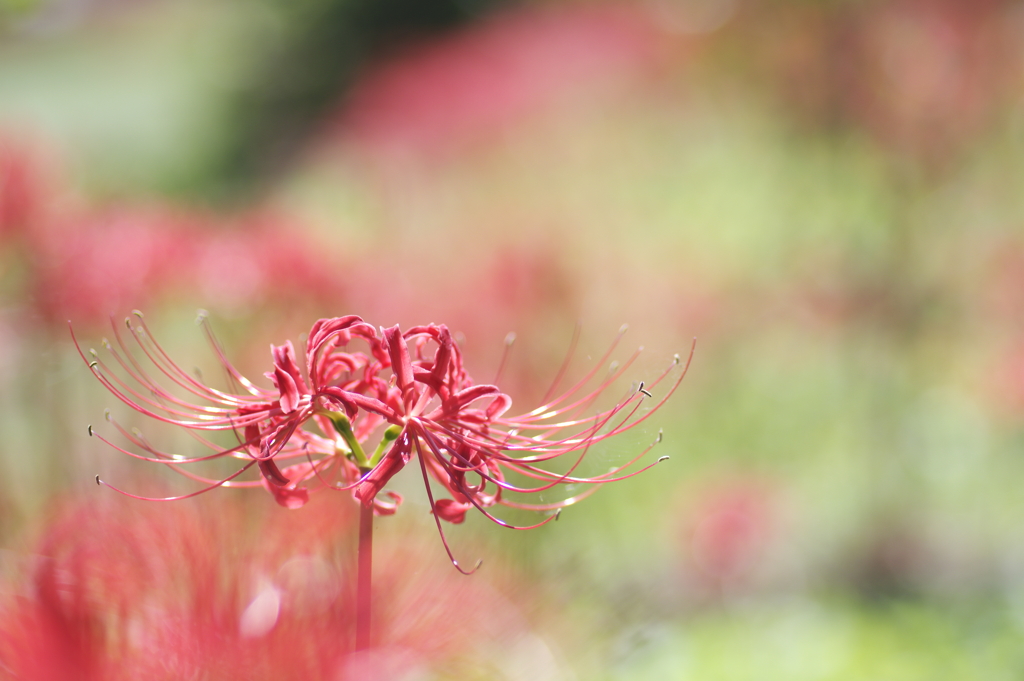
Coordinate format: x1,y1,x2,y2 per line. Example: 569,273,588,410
356,479,374,652
325,411,370,468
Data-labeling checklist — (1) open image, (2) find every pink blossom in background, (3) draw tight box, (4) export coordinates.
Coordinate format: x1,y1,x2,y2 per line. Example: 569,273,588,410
186,211,347,315
0,135,69,249
29,206,197,323
0,495,542,680
0,137,348,328
680,478,776,591
336,3,665,160
0,138,48,240
26,204,346,327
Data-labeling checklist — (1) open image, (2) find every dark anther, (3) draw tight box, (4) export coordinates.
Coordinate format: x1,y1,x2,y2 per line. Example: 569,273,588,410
88,361,98,369
638,381,652,398
94,475,101,485
657,455,670,463
87,425,93,436
555,508,562,521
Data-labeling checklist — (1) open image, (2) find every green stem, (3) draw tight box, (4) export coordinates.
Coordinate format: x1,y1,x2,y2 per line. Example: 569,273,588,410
368,424,403,468
323,411,369,468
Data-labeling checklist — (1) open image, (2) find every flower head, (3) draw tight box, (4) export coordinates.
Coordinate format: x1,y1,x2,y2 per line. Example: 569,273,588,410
76,312,691,569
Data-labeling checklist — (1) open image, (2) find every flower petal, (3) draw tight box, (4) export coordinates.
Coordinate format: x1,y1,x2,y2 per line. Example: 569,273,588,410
265,341,308,414
433,498,471,524
383,325,415,409
353,439,410,507
372,490,403,516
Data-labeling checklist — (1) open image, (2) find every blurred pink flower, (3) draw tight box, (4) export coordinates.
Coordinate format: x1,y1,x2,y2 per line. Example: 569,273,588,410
336,3,663,159
681,479,775,589
24,201,345,327
0,137,47,239
0,495,542,679
78,312,690,567
31,207,195,323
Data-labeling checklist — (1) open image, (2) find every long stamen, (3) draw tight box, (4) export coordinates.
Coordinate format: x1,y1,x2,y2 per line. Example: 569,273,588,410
95,458,260,500
539,322,581,405
493,332,516,385
195,311,267,397
123,313,263,407
413,438,481,575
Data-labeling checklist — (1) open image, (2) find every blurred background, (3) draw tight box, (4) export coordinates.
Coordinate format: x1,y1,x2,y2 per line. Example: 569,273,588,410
3,0,1024,677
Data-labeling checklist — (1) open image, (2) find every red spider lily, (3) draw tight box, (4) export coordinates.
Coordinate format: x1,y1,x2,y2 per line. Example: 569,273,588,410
27,202,347,328
75,312,691,569
0,495,548,680
336,3,663,159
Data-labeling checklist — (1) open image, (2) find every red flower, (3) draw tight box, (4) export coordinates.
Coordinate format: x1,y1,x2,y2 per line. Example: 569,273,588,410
77,313,691,568
0,495,547,679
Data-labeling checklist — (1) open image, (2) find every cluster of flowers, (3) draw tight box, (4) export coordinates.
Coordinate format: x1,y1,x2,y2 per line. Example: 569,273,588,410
0,495,543,680
337,3,661,160
30,207,346,325
76,312,689,568
0,137,346,328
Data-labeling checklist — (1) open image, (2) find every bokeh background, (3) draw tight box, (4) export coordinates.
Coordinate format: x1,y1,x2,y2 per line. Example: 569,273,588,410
3,0,1024,678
